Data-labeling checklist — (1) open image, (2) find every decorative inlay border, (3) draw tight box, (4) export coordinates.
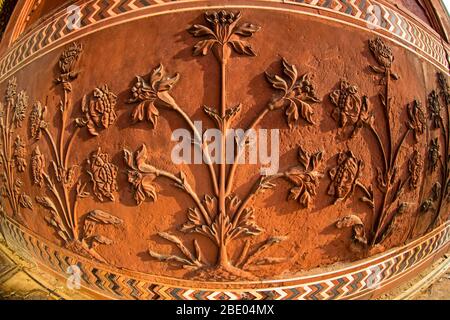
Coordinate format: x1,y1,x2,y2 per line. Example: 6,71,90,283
0,0,448,82
1,216,448,300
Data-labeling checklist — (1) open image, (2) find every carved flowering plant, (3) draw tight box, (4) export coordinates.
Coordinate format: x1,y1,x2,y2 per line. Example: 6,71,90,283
407,99,426,142
284,146,324,207
32,43,122,263
128,64,179,127
265,58,320,128
188,10,260,58
29,101,48,140
87,148,118,202
76,84,117,136
0,77,33,221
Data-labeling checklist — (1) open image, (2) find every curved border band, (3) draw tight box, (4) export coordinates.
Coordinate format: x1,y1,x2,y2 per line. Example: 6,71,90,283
0,0,448,83
1,215,448,299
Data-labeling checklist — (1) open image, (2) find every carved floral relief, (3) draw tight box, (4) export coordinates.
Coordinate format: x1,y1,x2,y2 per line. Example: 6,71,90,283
0,77,33,222
29,43,122,263
0,8,447,284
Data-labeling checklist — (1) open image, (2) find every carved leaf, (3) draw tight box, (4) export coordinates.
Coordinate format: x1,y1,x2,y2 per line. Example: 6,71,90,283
286,168,321,207
35,196,58,212
86,209,123,225
226,195,241,216
285,100,299,129
19,194,33,210
234,23,260,37
91,235,113,246
193,40,216,56
202,195,216,217
203,106,222,126
157,232,199,265
148,250,192,266
309,151,323,171
297,147,310,169
180,207,203,233
282,58,298,85
188,24,215,37
240,236,287,268
232,207,263,238
265,72,288,92
294,98,315,124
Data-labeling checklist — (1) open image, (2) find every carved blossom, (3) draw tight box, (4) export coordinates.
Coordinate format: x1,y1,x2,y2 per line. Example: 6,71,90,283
428,90,442,129
128,64,179,127
87,148,118,202
76,84,117,136
428,138,440,173
336,215,367,246
124,144,158,205
188,10,260,57
406,100,426,142
5,77,17,104
55,42,83,86
438,72,450,105
29,101,48,140
408,149,422,190
328,151,363,203
266,58,320,128
285,146,324,207
368,37,393,69
31,146,45,187
12,91,28,128
329,80,372,136
13,136,26,172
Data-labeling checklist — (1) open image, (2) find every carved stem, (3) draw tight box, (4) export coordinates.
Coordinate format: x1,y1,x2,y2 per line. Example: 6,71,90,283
232,172,284,228
385,69,394,168
43,128,61,166
59,90,68,168
219,52,227,217
368,124,389,171
64,127,80,170
45,174,74,239
172,104,219,196
156,170,211,225
226,108,271,196
391,129,411,172
73,196,79,240
355,180,372,199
